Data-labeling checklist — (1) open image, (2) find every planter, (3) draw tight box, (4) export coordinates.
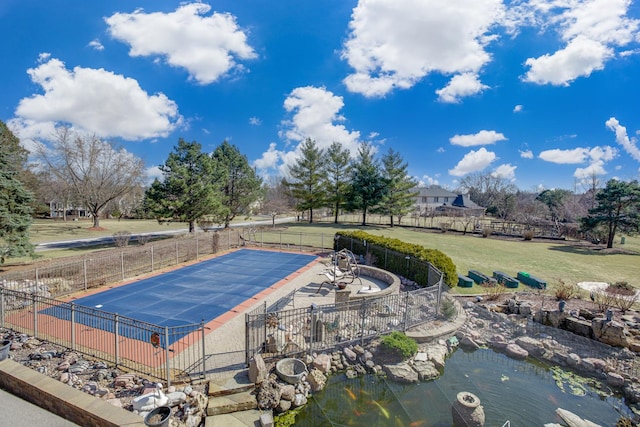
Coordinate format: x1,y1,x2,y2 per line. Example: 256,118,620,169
275,358,307,384
452,391,485,427
144,405,171,427
0,340,11,361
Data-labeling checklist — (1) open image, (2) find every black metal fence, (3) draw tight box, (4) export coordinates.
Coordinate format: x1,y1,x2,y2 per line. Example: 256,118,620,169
245,284,443,364
0,287,205,385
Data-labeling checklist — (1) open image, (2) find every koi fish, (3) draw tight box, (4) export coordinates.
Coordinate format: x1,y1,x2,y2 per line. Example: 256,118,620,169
395,416,405,427
353,409,362,417
410,421,425,427
345,387,356,400
371,400,390,419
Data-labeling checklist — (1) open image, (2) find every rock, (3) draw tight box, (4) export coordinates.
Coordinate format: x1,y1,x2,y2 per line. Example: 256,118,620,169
413,360,440,381
256,379,281,410
514,336,545,357
292,393,307,407
426,345,448,370
555,408,602,427
276,398,292,413
279,384,295,401
166,391,187,406
504,343,528,360
307,369,327,392
459,336,481,351
384,362,419,383
566,353,581,369
606,372,625,388
312,354,331,373
343,347,357,362
249,354,268,384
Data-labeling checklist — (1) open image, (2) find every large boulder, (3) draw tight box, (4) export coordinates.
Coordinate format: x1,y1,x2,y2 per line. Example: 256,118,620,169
249,354,267,384
384,362,419,383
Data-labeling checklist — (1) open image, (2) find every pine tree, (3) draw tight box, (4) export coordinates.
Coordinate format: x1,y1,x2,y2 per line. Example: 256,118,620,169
209,141,263,228
285,138,327,223
144,139,221,232
348,143,386,226
378,148,417,227
0,121,34,263
325,142,351,224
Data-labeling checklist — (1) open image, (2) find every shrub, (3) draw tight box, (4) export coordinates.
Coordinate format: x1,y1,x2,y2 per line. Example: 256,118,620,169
440,297,457,319
440,222,450,233
381,331,418,360
482,228,492,238
523,230,534,241
608,282,638,313
112,231,131,248
554,279,579,301
482,279,505,301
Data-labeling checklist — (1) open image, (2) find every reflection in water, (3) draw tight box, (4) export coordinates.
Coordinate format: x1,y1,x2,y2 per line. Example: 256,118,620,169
295,348,631,426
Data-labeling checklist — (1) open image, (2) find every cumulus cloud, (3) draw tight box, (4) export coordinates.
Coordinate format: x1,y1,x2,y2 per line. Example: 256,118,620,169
88,39,104,51
249,117,262,126
12,56,181,142
492,163,517,180
145,165,163,184
450,130,507,147
436,72,489,103
419,175,440,187
449,147,496,177
341,0,503,98
254,86,363,175
279,86,361,152
540,145,617,178
522,0,640,86
513,104,523,113
606,117,640,161
519,149,534,159
105,3,256,84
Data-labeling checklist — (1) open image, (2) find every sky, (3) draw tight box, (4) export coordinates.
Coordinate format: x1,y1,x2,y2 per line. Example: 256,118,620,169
2,0,640,192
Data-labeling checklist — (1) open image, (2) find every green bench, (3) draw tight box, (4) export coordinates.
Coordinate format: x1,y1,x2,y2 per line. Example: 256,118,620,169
458,274,474,288
468,270,491,285
493,271,519,288
517,272,547,289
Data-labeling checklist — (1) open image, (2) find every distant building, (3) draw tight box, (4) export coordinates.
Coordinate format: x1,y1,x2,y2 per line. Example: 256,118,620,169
414,186,485,217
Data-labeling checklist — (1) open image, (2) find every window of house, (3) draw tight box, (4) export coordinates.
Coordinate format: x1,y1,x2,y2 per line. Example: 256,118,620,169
422,197,427,203
434,197,439,203
444,197,449,203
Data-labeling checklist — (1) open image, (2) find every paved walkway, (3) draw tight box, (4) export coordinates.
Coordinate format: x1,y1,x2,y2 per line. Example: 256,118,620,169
0,387,79,426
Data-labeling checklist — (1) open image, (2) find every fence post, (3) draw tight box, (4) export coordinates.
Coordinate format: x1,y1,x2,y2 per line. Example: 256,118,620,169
279,231,282,250
196,234,199,260
151,245,155,272
32,293,38,337
114,314,120,366
201,320,206,381
321,233,324,250
175,241,179,265
121,252,125,281
0,288,4,328
359,300,366,347
71,303,76,351
260,229,264,247
83,259,88,291
403,292,410,331
245,313,250,365
299,233,302,252
35,268,39,285
436,279,442,317
164,326,171,387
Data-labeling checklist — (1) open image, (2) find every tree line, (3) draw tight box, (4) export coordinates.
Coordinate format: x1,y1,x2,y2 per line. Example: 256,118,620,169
1,119,639,264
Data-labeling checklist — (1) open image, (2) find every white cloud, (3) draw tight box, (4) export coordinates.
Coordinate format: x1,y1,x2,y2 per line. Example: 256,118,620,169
419,175,439,187
341,0,504,97
253,142,283,172
449,147,496,177
492,163,517,180
280,86,361,152
13,56,181,141
513,104,523,113
606,117,640,161
539,147,589,164
145,165,163,184
519,149,534,159
88,39,104,51
106,3,256,85
522,0,639,86
249,117,262,126
450,130,506,147
436,72,489,103
437,147,445,153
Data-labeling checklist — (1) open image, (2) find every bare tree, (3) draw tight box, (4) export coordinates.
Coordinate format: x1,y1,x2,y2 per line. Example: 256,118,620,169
38,128,145,229
261,177,293,227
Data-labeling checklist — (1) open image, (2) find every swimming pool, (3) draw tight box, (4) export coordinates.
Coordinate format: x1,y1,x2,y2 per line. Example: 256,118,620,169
41,249,317,342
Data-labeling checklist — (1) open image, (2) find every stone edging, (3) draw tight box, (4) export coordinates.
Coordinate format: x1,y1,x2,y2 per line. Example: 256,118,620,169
0,358,145,427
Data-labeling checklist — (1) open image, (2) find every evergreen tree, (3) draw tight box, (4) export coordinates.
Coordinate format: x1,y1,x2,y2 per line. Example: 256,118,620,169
580,179,640,248
377,148,417,227
0,121,34,263
325,142,351,224
210,141,263,228
348,143,386,226
144,139,221,232
285,138,327,223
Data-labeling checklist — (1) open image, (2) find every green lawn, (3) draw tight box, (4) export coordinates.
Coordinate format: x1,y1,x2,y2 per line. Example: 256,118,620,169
7,218,640,296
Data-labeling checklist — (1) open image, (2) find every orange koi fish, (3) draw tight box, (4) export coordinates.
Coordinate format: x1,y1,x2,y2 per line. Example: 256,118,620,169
345,387,356,400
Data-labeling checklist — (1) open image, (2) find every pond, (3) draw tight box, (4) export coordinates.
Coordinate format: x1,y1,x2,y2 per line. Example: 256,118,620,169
294,348,632,426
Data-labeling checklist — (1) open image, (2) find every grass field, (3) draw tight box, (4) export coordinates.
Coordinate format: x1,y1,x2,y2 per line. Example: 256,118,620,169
6,217,640,296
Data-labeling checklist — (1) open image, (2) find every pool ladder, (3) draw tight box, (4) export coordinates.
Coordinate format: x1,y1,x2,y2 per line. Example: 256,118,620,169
502,421,511,427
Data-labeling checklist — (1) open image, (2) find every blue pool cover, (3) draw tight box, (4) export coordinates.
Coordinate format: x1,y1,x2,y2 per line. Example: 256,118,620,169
42,249,317,343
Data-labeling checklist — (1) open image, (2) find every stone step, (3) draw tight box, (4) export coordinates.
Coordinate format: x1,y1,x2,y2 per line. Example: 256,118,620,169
207,390,257,416
205,409,265,427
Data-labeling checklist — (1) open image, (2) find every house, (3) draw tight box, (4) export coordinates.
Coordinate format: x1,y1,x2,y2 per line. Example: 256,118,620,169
414,185,485,217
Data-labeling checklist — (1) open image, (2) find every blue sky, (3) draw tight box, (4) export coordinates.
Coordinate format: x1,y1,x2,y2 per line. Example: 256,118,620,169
2,0,640,192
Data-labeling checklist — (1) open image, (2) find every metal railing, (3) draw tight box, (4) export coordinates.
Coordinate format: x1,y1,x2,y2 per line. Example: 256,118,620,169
0,287,205,386
245,284,443,364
